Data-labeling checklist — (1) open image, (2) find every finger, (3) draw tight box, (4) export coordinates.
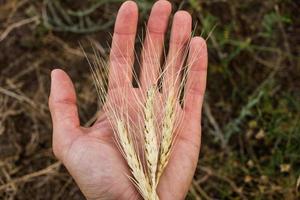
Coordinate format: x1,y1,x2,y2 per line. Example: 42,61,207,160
163,11,191,92
49,69,80,129
109,1,138,89
140,0,171,89
183,37,208,120
49,69,81,159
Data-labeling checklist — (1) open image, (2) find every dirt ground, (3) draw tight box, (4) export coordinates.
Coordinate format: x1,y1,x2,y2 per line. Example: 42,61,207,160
0,0,299,199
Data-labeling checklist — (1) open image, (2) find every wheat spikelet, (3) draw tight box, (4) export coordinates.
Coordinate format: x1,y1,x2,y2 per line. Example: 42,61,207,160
156,88,177,183
115,119,153,199
143,85,159,198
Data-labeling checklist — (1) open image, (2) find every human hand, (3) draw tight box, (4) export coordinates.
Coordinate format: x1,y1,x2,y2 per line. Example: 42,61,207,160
49,1,207,199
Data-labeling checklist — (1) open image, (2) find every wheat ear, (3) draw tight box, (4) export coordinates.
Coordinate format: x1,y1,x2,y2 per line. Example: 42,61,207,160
115,119,153,199
143,86,159,198
156,88,177,184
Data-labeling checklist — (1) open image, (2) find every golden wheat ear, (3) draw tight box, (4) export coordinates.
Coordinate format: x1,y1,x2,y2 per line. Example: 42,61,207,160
115,119,153,199
143,85,159,198
85,25,203,198
83,46,158,199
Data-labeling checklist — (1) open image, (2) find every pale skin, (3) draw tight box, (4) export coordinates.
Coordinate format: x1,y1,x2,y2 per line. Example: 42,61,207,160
49,0,208,199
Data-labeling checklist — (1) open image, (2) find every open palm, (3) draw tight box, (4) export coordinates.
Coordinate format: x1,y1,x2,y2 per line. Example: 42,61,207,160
49,1,207,199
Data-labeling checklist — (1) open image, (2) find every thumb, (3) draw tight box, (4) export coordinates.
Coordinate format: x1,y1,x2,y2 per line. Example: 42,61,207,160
49,69,81,159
